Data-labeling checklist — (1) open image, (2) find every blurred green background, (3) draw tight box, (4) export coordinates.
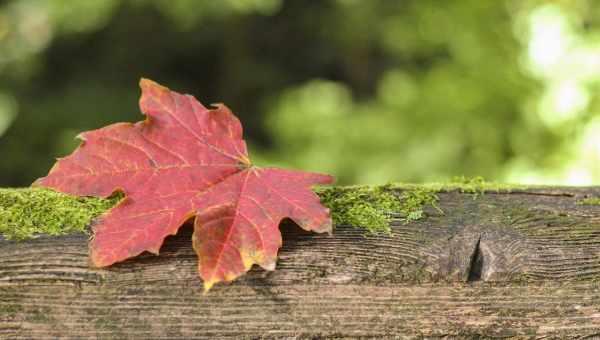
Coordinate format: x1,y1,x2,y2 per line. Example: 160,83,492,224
0,0,599,186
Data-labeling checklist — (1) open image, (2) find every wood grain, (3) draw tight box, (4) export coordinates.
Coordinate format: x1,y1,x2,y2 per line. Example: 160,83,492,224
2,187,600,339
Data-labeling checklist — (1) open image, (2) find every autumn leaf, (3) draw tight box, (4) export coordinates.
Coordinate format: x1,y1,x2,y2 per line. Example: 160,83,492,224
33,79,334,291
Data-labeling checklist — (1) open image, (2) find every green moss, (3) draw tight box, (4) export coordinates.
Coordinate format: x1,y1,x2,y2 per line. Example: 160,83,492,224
25,306,55,324
449,176,494,196
397,187,443,222
316,185,441,234
390,176,529,196
0,188,120,240
1,186,434,240
578,197,600,206
392,176,528,194
1,179,520,240
316,186,398,234
0,303,21,315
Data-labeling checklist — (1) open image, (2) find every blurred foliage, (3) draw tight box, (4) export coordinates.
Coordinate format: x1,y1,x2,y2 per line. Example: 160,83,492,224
0,0,599,186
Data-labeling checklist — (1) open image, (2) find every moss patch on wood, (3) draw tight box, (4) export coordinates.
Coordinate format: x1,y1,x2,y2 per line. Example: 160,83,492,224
578,197,600,206
0,303,22,316
0,179,530,240
0,188,120,240
316,186,400,234
390,176,530,195
0,185,443,240
316,185,441,234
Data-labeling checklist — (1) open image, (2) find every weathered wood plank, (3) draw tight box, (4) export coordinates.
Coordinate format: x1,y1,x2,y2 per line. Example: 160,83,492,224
2,187,600,338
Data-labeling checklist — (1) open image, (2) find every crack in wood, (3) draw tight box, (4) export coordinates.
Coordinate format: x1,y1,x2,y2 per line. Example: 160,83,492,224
467,236,483,282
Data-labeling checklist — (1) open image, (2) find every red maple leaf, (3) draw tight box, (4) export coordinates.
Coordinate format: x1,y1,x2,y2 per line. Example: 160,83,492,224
33,79,334,291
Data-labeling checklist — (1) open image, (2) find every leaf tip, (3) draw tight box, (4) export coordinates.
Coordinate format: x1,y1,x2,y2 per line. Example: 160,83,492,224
209,102,225,108
89,257,105,268
139,77,169,98
139,77,158,89
89,246,114,268
322,217,334,235
309,214,333,235
321,174,336,185
30,178,43,188
203,279,216,293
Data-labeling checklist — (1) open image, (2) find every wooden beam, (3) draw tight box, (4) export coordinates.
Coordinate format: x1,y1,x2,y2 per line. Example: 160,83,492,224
2,187,600,338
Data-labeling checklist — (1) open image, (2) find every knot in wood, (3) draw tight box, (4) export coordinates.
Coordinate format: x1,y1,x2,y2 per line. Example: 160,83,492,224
424,225,528,282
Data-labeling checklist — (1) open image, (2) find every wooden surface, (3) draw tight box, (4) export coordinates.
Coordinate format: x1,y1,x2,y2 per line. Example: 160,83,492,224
2,187,600,339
